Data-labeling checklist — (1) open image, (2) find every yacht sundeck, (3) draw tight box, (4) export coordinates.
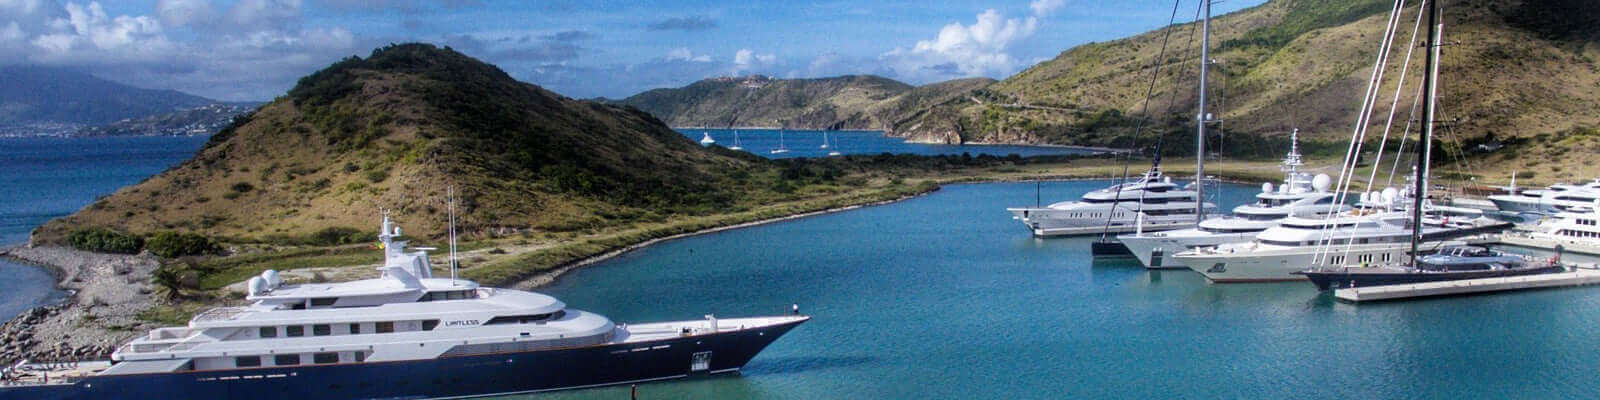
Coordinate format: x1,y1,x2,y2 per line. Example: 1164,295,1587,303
0,216,806,400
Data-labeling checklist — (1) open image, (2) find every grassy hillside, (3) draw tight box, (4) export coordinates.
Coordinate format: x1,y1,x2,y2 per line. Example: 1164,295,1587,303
35,44,811,244
615,75,994,131
891,0,1600,168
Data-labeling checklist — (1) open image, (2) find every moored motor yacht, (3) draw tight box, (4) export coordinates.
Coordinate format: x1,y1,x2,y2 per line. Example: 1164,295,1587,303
0,216,807,400
1006,164,1218,237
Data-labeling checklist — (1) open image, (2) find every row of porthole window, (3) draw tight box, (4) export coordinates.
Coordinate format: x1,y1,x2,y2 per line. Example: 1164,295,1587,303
258,321,438,339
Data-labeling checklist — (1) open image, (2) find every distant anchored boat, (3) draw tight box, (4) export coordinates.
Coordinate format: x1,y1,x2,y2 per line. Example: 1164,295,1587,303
0,215,807,399
700,131,716,146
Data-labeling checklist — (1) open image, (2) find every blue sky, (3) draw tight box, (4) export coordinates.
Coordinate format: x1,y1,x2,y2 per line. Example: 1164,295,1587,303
0,0,1264,101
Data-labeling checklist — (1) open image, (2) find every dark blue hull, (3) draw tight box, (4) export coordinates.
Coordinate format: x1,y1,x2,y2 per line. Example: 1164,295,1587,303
1,318,805,400
1300,266,1566,291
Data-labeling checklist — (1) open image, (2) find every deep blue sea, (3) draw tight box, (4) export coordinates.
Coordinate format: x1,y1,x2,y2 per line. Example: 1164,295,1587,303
676,129,1099,159
0,136,209,319
521,181,1600,399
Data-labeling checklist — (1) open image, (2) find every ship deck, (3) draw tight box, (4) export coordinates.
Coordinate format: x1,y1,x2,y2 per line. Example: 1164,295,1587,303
618,315,808,343
1334,266,1600,302
2,360,112,386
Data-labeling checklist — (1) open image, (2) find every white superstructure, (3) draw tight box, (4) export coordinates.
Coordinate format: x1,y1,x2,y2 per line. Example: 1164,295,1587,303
1119,131,1349,268
1006,166,1219,236
1500,205,1600,256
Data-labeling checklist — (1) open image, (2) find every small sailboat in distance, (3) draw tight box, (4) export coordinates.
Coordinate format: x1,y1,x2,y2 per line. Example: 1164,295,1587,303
699,130,715,146
820,131,830,149
770,127,790,154
827,131,842,156
729,129,744,150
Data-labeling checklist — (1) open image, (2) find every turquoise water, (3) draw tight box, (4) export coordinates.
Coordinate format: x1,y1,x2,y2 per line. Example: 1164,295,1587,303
520,181,1600,399
677,129,1099,159
0,136,208,319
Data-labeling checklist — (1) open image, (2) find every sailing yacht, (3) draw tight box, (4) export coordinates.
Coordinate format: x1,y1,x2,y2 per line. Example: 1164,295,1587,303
729,129,744,150
820,131,830,149
769,129,790,154
699,131,716,146
1006,164,1218,237
0,216,807,399
1117,131,1347,269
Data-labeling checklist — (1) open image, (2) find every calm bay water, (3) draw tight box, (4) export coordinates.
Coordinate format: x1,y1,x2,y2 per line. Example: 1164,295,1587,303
5,136,1597,399
677,129,1099,159
520,181,1600,399
0,136,209,319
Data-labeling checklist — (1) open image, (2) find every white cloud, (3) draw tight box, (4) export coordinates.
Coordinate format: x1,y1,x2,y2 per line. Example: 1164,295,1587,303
155,0,213,28
1,21,21,42
1030,0,1066,17
879,9,1038,83
28,2,177,64
227,0,302,32
732,48,774,73
664,47,710,62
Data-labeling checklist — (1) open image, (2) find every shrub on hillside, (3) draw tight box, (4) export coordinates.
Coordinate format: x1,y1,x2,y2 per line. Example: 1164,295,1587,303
306,227,375,246
68,228,145,254
146,231,219,258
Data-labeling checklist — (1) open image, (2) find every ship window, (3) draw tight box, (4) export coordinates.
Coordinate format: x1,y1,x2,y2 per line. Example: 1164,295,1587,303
310,298,337,307
274,354,300,366
422,320,440,331
286,325,305,337
313,353,339,364
484,311,567,325
349,323,361,334
376,321,394,333
313,324,331,336
235,356,261,367
354,351,367,363
259,327,277,338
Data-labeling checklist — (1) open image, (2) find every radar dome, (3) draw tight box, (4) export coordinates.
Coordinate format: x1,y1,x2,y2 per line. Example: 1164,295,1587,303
1262,182,1274,193
262,269,282,289
1312,174,1332,192
248,277,267,296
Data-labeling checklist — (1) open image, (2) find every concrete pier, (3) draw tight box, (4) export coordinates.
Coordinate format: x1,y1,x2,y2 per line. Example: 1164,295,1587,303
1334,267,1600,302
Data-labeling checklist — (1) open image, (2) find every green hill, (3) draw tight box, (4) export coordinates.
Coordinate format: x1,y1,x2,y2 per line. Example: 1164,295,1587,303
891,0,1600,169
35,44,794,244
0,65,219,126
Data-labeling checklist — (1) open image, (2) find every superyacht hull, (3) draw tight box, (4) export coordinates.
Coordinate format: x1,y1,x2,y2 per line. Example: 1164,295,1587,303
1299,265,1567,290
1007,208,1197,237
1174,242,1459,283
0,317,807,400
1117,231,1257,269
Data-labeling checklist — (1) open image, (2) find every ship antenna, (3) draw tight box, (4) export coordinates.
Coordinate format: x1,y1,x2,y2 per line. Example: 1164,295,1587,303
447,186,459,285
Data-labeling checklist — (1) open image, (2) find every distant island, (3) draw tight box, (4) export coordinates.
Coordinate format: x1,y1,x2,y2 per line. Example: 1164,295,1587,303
0,65,258,138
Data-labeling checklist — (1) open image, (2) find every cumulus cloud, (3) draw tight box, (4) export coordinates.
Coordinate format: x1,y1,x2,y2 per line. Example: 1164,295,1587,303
665,47,710,62
155,0,212,27
732,48,775,73
1030,0,1067,17
879,9,1038,83
647,16,716,31
27,2,177,64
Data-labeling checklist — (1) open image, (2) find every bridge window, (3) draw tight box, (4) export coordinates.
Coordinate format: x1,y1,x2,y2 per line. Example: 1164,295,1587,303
235,356,261,368
274,354,300,366
485,311,567,325
313,324,331,336
349,323,361,334
422,320,439,331
286,325,305,337
376,321,394,334
259,327,277,338
419,290,479,302
310,298,338,307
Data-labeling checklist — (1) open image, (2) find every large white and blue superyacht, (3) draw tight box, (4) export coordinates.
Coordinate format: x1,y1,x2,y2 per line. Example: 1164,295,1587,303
0,216,807,400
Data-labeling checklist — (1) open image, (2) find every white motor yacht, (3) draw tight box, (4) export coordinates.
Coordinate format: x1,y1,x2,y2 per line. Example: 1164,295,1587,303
1007,165,1218,237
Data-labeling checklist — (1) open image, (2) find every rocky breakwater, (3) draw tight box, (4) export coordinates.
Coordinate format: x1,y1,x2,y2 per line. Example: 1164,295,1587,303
0,246,160,365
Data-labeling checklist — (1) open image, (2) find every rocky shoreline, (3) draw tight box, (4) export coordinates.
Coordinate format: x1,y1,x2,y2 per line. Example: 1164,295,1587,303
0,246,158,365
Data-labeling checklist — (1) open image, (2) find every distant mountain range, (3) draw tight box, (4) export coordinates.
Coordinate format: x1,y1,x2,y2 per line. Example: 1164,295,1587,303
0,65,256,137
612,75,996,142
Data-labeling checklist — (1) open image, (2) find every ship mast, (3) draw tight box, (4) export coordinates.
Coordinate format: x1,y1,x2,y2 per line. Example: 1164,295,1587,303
1411,0,1440,266
1194,0,1212,222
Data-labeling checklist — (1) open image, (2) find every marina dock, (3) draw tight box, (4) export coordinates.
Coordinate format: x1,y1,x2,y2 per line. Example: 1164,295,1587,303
1334,267,1600,302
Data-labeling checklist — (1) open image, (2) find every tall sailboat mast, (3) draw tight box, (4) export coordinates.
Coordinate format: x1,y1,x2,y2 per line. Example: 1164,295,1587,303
1411,0,1439,264
1194,0,1212,223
